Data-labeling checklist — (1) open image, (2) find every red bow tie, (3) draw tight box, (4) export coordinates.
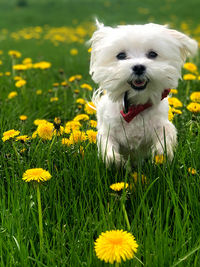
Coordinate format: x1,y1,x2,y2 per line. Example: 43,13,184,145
120,89,171,123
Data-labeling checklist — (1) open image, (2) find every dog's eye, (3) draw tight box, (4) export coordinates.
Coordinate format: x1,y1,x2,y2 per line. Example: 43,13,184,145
147,51,158,59
116,52,127,60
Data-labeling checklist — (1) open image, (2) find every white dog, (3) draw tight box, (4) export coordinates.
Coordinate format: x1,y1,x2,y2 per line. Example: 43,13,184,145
89,22,198,166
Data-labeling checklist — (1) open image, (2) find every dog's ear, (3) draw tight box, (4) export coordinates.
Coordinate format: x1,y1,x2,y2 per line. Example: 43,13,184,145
89,21,111,78
167,29,198,62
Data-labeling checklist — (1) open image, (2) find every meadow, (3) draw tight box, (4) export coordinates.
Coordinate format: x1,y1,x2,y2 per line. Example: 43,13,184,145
0,0,200,266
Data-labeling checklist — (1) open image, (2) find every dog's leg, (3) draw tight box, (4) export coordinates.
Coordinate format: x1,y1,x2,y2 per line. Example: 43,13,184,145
97,131,124,167
152,121,177,160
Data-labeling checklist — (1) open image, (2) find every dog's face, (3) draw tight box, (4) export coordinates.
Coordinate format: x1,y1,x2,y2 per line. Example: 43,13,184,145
90,23,197,104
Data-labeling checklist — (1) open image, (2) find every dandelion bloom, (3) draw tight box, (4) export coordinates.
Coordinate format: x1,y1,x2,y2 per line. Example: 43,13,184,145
8,50,21,58
13,64,27,71
94,229,138,264
86,130,97,144
2,129,20,142
168,97,183,108
132,172,147,184
5,72,11,76
80,83,92,91
187,102,200,113
76,98,86,105
170,89,178,94
168,106,174,122
183,74,196,80
89,120,97,128
70,48,78,55
36,89,42,95
50,97,59,102
69,74,82,82
69,130,87,144
16,135,31,142
188,167,197,175
22,168,51,183
65,121,81,134
22,57,32,64
183,62,197,73
15,79,26,88
171,108,182,115
34,119,48,126
110,182,129,191
61,81,68,87
19,115,27,121
37,122,54,140
33,61,51,70
62,138,72,146
190,92,200,103
8,91,18,99
154,154,165,164
73,114,89,121
84,102,96,115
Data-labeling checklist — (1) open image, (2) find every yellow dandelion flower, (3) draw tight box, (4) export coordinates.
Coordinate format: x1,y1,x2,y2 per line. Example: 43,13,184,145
15,79,26,88
86,130,97,144
50,97,59,102
8,50,21,58
68,74,82,82
61,81,68,87
88,47,92,53
89,120,97,128
183,74,196,80
188,167,197,175
14,76,22,81
190,92,200,103
76,98,86,105
168,106,174,122
94,229,138,264
36,89,42,95
2,129,20,142
168,97,183,108
8,91,18,99
22,168,51,183
187,102,200,113
37,122,54,140
80,83,92,91
183,62,197,73
22,57,32,65
62,138,72,146
171,108,182,115
16,135,31,142
70,48,78,55
65,121,81,134
132,172,147,184
110,182,129,191
69,130,87,144
0,60,2,65
154,154,165,164
53,82,59,87
5,72,11,76
19,115,27,121
34,119,48,126
84,102,96,115
73,114,89,121
32,130,38,139
13,64,27,71
74,89,80,94
170,89,178,94
33,61,51,70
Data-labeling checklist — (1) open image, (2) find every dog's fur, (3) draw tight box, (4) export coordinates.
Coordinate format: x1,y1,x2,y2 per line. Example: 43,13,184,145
89,22,198,166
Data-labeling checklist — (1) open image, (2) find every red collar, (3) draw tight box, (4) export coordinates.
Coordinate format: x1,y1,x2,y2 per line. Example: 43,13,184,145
120,89,171,123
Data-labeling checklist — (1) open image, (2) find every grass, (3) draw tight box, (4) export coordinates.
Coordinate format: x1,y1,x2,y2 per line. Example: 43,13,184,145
0,0,200,266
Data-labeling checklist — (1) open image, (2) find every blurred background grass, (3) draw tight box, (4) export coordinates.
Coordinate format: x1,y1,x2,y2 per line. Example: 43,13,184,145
0,0,200,29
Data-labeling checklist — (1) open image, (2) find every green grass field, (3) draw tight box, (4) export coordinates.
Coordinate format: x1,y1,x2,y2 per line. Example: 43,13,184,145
0,0,200,266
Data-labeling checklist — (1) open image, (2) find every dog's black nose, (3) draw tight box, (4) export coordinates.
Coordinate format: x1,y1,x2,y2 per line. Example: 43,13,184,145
132,65,146,75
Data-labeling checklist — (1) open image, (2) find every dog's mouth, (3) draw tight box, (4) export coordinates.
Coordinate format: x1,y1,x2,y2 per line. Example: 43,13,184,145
128,78,149,91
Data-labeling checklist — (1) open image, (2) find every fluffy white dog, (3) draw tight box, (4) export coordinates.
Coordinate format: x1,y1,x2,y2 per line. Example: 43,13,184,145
89,22,198,166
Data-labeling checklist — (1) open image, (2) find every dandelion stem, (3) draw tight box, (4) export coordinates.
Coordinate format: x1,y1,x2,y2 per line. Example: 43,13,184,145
115,262,120,267
122,203,131,231
36,183,44,250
